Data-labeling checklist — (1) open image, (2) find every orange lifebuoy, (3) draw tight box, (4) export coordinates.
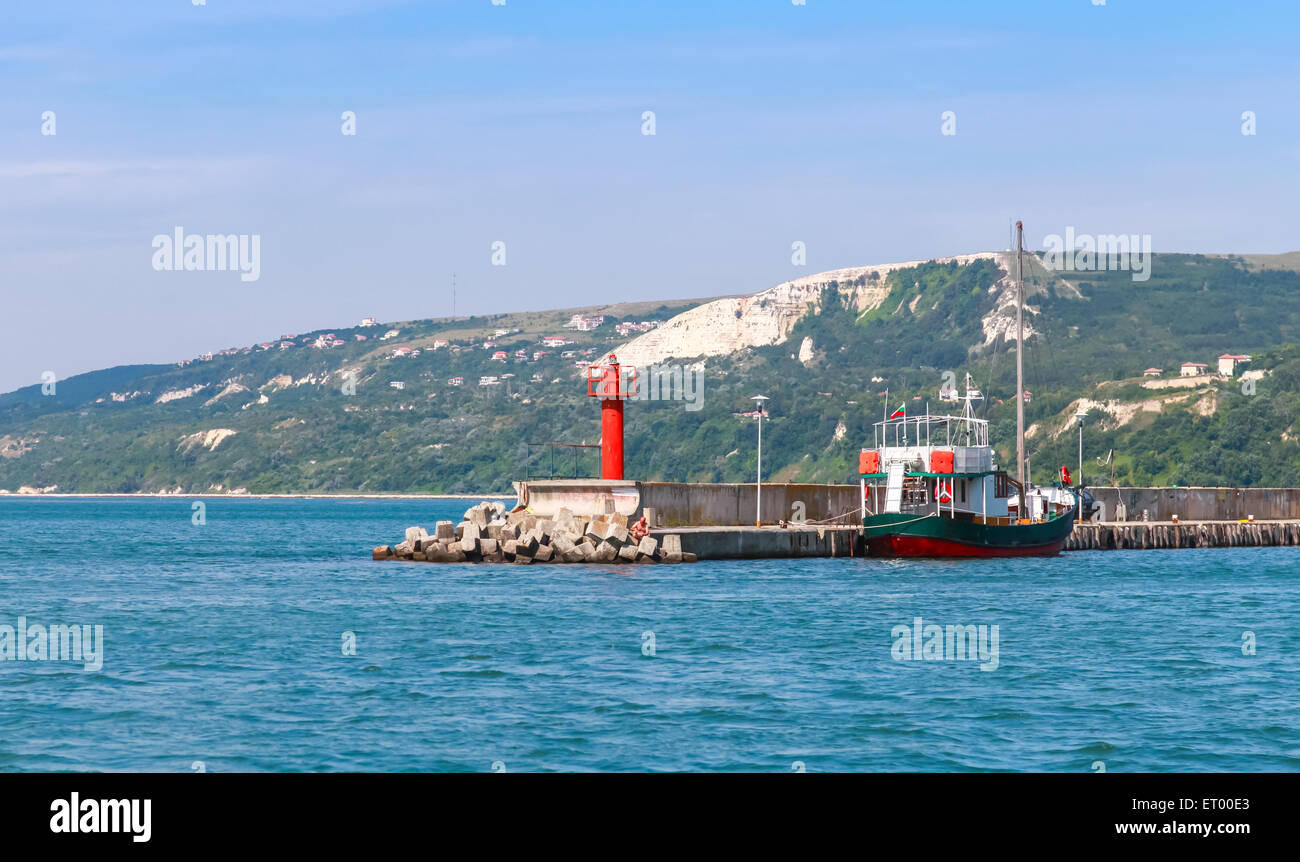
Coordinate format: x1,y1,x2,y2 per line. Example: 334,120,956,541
863,484,871,500
937,481,953,504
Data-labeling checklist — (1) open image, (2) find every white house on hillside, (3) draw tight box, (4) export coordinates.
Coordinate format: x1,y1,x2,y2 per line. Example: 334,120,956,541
1218,354,1251,376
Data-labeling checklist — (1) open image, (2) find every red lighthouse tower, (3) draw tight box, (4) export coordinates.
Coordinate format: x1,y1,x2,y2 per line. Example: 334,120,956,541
586,353,637,480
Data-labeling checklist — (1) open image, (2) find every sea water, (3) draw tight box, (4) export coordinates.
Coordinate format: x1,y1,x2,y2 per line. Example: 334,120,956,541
1,497,1296,772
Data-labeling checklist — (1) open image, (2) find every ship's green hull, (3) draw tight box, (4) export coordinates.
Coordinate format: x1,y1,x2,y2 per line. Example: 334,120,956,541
863,506,1077,557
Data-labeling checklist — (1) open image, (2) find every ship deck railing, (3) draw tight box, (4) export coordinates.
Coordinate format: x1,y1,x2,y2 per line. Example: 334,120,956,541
871,411,990,449
860,470,996,479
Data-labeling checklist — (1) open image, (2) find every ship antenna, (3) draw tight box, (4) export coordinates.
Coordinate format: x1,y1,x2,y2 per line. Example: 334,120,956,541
1015,220,1026,490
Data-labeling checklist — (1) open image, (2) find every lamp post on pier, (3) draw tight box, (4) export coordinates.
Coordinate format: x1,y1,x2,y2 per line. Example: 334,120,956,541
1074,408,1088,487
752,395,769,526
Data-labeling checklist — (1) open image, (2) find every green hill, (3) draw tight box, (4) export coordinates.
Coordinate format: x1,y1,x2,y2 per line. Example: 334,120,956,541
3,253,1299,494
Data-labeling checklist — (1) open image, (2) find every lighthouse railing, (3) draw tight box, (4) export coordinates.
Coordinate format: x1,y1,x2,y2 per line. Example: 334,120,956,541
523,442,602,480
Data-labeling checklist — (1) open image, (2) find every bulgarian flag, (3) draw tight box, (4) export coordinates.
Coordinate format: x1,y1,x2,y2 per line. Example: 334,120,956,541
888,403,906,420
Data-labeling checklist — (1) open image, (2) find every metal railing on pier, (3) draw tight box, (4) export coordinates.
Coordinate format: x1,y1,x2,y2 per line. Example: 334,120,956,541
523,442,600,480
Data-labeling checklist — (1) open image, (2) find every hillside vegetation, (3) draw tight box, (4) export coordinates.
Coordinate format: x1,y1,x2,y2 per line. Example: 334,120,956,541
2,253,1299,494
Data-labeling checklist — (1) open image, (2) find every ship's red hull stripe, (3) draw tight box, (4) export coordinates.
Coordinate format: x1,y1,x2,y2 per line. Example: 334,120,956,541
866,534,1066,558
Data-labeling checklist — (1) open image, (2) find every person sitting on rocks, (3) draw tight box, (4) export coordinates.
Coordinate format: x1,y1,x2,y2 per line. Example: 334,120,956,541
630,516,649,541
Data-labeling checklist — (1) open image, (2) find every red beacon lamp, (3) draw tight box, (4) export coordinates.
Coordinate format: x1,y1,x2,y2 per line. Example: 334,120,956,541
586,353,637,480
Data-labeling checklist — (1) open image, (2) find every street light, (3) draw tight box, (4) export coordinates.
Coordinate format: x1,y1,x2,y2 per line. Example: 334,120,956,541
752,395,769,526
1074,408,1088,487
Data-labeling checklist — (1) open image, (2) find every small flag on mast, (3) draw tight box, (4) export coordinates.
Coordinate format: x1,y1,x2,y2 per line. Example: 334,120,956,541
888,404,905,420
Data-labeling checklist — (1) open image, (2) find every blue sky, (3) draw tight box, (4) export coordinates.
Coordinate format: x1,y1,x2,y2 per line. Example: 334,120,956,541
2,0,1297,393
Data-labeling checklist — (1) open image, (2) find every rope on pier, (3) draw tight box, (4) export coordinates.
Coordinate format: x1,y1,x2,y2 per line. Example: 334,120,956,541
804,506,874,526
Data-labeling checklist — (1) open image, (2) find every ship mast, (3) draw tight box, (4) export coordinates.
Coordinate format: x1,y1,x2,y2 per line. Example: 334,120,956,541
1015,220,1026,488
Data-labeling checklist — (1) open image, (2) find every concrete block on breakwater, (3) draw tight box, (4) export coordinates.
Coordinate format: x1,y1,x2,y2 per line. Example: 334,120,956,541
373,501,700,565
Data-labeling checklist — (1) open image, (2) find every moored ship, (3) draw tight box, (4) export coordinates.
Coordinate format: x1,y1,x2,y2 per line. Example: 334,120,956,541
858,379,1077,557
858,220,1078,557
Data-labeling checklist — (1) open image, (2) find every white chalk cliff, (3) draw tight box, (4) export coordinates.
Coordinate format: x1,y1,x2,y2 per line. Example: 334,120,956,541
616,252,1012,367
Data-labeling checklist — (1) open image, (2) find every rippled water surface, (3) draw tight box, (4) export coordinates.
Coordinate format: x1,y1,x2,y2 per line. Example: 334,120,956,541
1,497,1297,772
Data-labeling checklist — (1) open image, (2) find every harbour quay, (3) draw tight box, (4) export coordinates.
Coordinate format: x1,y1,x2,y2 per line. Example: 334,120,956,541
371,480,1300,562
1066,520,1300,551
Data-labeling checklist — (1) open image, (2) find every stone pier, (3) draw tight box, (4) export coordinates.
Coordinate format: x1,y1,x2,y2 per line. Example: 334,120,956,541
1065,520,1300,551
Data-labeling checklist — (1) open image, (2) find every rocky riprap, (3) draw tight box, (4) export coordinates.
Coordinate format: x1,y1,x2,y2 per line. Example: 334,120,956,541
373,501,697,564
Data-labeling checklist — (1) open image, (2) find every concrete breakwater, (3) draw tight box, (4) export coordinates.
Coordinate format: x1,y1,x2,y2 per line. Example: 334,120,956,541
370,498,861,563
515,480,862,527
519,481,1300,528
1087,486,1300,522
1066,520,1300,551
673,525,863,559
373,501,698,564
369,491,1300,562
